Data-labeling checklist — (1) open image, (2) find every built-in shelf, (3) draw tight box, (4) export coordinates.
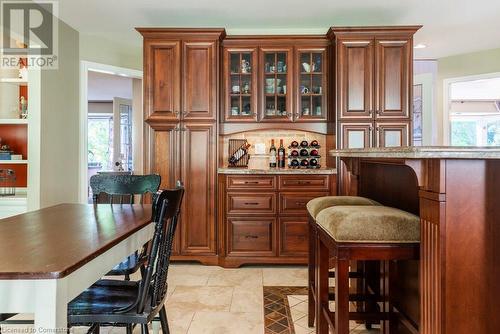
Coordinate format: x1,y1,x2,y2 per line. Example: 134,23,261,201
0,160,28,164
0,78,28,85
0,119,28,125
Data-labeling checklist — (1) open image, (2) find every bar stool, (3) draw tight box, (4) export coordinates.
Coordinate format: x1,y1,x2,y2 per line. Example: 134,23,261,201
315,205,420,334
307,196,380,326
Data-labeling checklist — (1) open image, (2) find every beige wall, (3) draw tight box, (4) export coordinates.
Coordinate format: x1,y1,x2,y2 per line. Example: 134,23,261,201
37,20,80,207
437,47,500,144
79,34,142,71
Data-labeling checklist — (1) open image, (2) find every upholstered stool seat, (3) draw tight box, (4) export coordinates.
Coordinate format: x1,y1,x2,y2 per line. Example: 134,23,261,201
315,205,420,243
307,196,381,327
306,196,380,219
314,205,420,334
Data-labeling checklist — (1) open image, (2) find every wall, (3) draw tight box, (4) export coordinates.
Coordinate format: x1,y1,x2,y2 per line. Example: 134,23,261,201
36,20,80,208
79,34,142,71
437,47,500,144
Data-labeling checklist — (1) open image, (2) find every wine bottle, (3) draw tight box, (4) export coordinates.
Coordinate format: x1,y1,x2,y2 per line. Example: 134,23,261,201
290,159,299,167
300,140,308,148
290,140,299,148
300,148,309,157
229,143,251,165
269,139,277,168
291,150,299,157
278,139,286,168
310,149,319,157
310,158,318,167
310,140,319,147
300,159,309,167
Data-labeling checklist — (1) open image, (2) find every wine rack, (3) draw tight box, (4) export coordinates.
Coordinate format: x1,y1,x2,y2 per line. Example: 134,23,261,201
287,140,321,169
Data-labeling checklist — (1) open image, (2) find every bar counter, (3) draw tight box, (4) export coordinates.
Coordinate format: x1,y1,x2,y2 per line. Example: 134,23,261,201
329,147,500,334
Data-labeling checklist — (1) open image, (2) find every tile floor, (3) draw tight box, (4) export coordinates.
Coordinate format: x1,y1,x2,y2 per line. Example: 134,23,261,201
1,263,380,334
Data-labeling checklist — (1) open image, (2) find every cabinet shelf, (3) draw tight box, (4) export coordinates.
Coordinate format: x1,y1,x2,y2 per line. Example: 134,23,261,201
300,93,323,97
265,72,287,75
0,119,28,125
300,72,323,75
230,93,252,97
0,78,28,86
231,72,252,75
0,160,28,164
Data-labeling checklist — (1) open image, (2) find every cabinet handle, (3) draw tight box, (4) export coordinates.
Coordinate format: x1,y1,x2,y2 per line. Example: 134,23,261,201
295,202,306,206
376,110,381,115
369,110,373,115
296,181,311,185
244,181,260,184
245,235,259,239
244,202,260,205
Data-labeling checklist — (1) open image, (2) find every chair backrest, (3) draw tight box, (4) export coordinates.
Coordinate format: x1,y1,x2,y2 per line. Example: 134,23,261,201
136,182,184,314
89,174,161,204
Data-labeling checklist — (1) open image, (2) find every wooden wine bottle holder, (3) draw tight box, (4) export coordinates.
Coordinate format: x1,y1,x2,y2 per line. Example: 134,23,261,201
228,139,250,167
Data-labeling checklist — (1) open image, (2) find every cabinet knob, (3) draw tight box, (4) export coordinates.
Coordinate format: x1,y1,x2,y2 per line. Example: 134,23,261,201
376,110,381,115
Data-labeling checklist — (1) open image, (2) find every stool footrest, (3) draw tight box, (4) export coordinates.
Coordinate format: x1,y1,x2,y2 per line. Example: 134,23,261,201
328,292,383,302
321,306,389,329
328,271,363,279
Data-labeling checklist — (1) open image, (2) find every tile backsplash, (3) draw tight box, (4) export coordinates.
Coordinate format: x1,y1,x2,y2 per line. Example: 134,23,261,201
222,130,329,169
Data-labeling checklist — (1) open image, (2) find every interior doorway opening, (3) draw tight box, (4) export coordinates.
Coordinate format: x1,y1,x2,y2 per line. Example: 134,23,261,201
80,62,143,203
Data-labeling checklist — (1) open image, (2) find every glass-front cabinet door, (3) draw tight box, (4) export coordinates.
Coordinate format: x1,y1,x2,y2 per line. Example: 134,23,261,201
260,48,293,122
224,48,258,122
296,49,327,121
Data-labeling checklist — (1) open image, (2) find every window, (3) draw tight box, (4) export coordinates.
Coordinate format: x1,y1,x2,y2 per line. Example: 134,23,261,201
449,76,500,147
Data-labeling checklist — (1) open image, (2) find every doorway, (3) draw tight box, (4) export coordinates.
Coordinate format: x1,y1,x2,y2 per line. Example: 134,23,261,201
80,62,143,203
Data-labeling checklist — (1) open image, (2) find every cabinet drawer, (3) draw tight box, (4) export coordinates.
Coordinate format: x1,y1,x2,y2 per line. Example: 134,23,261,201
279,217,308,256
227,192,276,215
279,192,329,215
227,217,275,256
227,175,276,190
279,175,330,191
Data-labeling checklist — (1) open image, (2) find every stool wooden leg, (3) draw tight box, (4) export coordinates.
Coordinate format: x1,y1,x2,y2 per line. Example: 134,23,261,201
335,256,350,334
308,220,316,327
316,237,329,334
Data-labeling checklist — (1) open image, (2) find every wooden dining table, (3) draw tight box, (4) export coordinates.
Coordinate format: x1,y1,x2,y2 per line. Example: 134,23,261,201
0,203,153,333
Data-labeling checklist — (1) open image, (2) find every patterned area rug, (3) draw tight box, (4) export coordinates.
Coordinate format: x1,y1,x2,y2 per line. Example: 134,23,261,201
263,286,308,334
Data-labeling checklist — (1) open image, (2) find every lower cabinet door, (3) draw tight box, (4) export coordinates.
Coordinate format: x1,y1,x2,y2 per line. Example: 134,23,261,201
180,123,217,255
227,217,276,257
279,217,308,256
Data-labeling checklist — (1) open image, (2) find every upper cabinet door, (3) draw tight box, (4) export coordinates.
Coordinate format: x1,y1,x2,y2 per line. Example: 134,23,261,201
259,48,293,122
223,48,258,122
295,48,328,122
144,40,181,122
182,41,218,121
375,38,411,119
337,39,374,120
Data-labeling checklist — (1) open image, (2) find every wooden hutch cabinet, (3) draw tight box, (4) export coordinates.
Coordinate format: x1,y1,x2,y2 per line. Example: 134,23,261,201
139,25,419,267
329,26,420,149
138,28,224,264
221,36,330,124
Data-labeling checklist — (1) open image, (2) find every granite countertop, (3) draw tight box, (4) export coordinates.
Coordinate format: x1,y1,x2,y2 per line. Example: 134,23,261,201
218,167,337,175
330,146,500,159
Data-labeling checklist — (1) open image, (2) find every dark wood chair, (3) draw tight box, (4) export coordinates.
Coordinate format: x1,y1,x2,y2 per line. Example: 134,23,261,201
314,205,420,334
90,174,161,279
68,184,184,334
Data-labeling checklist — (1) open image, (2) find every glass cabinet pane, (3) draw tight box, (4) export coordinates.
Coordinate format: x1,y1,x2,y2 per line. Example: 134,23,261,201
262,51,290,120
298,50,325,119
227,51,255,120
